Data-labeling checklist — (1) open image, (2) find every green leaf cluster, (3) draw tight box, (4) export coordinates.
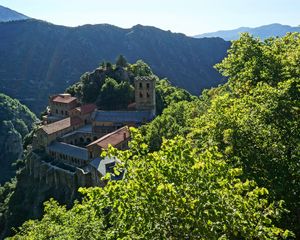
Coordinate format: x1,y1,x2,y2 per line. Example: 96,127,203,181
10,134,291,239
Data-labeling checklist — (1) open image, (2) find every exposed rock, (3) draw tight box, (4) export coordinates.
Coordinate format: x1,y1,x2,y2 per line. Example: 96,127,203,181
0,93,37,184
1,150,95,238
0,121,23,183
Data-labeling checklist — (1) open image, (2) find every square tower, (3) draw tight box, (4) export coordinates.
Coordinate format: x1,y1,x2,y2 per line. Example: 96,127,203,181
134,76,156,116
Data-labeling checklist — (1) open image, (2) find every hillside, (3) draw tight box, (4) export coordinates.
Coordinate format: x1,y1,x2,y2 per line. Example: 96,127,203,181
195,23,300,40
6,33,300,239
0,5,28,22
0,93,37,184
0,19,230,113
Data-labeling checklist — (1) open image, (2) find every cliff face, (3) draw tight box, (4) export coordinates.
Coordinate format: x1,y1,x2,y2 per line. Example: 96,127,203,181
1,150,95,238
0,121,23,162
0,94,37,184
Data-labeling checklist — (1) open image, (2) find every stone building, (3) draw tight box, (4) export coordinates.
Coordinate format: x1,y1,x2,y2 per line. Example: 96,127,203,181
134,76,156,116
87,126,130,159
91,110,153,136
34,116,84,149
47,142,89,167
69,104,97,124
33,75,156,187
45,93,78,123
88,156,123,186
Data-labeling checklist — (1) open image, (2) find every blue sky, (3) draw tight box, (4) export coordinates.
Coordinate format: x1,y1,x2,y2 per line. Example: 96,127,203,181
1,0,299,35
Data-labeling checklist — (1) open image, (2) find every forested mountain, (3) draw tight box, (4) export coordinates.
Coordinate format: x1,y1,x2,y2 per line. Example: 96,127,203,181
0,93,36,184
0,19,229,113
0,5,28,22
7,33,300,239
195,23,300,40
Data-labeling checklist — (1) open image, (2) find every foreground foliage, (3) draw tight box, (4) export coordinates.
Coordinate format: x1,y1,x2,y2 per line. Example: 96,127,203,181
10,132,292,239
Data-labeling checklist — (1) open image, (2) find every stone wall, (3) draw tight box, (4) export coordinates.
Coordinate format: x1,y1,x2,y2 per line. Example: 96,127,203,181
26,151,96,193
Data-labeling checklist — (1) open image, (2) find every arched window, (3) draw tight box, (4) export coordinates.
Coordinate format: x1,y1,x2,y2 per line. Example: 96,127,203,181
146,83,150,89
139,82,142,89
139,92,143,98
61,110,63,115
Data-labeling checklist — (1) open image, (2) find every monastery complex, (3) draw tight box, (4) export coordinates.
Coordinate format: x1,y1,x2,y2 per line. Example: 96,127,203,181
32,76,156,186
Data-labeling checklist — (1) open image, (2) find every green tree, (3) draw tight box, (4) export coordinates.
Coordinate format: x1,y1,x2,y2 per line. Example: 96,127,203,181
128,59,153,76
116,54,128,68
215,32,300,92
97,77,134,110
10,131,292,239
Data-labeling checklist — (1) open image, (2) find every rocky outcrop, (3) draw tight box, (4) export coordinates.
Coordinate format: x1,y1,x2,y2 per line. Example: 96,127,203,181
26,151,94,198
0,93,37,184
0,121,23,183
1,150,95,238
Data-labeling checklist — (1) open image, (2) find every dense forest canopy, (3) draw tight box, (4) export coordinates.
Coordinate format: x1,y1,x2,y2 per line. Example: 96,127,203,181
7,33,300,239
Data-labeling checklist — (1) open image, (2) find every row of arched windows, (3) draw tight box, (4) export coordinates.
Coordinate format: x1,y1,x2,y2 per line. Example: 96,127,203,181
48,150,85,166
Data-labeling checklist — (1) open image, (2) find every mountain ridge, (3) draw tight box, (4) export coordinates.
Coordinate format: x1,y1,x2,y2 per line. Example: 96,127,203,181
195,23,300,40
0,19,230,113
0,5,29,22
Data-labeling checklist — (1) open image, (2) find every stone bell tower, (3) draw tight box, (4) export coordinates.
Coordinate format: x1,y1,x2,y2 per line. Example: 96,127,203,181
134,76,156,116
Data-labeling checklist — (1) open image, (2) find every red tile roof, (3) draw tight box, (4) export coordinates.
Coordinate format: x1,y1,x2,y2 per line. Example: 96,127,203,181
42,117,83,135
52,94,77,104
87,126,130,149
76,104,97,115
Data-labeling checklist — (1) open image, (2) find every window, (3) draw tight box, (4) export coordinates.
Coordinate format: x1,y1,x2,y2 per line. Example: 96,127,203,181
61,110,63,115
146,83,150,89
65,111,68,116
139,92,143,98
55,109,58,114
147,92,150,98
139,82,142,89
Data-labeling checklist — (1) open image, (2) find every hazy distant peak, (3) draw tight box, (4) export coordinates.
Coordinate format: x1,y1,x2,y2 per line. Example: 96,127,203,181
195,23,300,41
0,5,29,22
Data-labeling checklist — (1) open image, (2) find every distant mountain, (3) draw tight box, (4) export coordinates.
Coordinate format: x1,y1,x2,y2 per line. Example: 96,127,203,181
0,5,29,22
0,19,230,113
195,23,300,41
